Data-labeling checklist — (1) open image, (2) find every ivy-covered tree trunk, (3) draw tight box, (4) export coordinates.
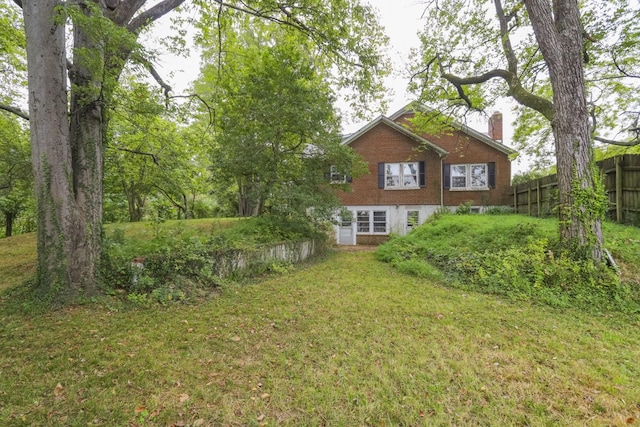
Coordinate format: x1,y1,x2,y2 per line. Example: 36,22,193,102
23,0,103,301
525,0,604,261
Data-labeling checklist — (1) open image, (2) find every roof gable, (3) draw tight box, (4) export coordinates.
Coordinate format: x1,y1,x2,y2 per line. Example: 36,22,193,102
341,115,449,157
389,103,517,157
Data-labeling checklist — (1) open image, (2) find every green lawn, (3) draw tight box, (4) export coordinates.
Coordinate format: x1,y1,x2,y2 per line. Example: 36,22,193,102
0,218,241,292
1,250,639,426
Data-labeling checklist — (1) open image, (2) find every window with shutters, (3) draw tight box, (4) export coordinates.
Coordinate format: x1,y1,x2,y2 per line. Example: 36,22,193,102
445,163,494,190
385,162,418,188
379,161,425,189
328,165,351,184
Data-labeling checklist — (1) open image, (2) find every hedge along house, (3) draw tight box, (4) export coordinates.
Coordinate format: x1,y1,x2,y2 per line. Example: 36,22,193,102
334,104,517,245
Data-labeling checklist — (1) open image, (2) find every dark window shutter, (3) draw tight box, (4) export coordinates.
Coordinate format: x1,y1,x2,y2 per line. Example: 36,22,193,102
443,163,450,189
346,175,352,183
378,163,385,189
324,172,330,181
488,162,496,188
419,161,426,187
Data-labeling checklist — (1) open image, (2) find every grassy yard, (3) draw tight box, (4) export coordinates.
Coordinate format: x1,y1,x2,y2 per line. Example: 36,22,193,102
1,250,639,426
0,218,241,292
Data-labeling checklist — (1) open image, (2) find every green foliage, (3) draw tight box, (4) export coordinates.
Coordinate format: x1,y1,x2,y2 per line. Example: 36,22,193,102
0,2,26,103
511,167,556,186
192,0,390,120
195,22,366,222
455,201,473,215
0,112,33,237
100,216,325,304
377,214,639,313
8,0,389,304
555,166,609,258
484,205,515,215
410,0,640,166
104,79,212,222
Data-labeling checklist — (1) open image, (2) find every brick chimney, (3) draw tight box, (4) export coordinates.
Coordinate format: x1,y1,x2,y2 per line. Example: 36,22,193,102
488,111,503,142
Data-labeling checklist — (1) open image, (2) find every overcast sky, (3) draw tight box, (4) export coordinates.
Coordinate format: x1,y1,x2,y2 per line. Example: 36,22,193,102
362,0,426,116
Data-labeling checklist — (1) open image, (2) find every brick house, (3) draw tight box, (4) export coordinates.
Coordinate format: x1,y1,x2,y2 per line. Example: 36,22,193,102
334,104,516,245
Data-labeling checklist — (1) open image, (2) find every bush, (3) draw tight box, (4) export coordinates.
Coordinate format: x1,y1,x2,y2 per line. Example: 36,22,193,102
376,213,639,313
100,216,326,305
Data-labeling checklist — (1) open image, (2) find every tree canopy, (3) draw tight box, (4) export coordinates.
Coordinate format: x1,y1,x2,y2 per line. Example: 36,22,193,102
409,0,640,262
1,0,389,303
193,19,365,220
410,0,640,165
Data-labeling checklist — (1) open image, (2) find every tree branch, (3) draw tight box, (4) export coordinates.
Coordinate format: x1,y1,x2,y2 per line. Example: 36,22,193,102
115,146,160,164
213,0,360,67
127,0,187,34
153,183,185,211
440,67,553,120
494,0,519,75
0,103,29,121
612,52,640,79
109,0,146,26
594,135,640,146
170,93,215,126
590,107,640,146
148,61,173,98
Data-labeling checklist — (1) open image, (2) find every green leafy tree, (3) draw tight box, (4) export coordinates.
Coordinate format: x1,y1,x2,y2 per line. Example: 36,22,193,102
410,0,640,262
0,2,30,238
195,22,365,221
105,80,211,222
0,0,387,303
0,113,32,237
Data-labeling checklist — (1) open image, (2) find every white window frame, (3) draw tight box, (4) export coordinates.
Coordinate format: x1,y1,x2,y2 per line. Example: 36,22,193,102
330,165,347,184
450,163,488,190
356,210,388,234
385,162,419,189
406,210,420,233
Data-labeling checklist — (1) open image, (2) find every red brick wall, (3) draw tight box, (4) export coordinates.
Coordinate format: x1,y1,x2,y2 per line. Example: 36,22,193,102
338,122,443,206
394,114,512,206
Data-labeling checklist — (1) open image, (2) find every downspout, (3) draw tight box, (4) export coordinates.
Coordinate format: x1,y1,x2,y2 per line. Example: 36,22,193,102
440,156,444,210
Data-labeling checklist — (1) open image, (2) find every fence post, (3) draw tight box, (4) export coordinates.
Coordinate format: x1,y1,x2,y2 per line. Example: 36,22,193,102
616,156,623,223
536,180,541,217
513,185,518,213
527,185,532,215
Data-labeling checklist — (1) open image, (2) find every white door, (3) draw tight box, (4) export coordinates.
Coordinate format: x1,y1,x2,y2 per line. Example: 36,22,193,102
338,216,355,245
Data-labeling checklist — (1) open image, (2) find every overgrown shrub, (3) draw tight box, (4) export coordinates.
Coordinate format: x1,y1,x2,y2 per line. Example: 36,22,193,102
100,216,326,305
455,201,473,215
376,213,639,313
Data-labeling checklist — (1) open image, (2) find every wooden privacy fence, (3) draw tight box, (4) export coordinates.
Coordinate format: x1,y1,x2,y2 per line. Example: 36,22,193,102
511,154,640,225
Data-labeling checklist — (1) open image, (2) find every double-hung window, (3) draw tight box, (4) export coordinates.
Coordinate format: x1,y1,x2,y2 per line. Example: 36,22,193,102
378,161,426,189
356,210,387,234
327,165,351,184
385,162,418,188
444,162,495,190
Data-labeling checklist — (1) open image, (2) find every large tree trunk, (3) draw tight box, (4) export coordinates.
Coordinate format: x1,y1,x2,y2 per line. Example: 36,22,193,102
23,1,102,302
525,0,604,261
21,0,185,303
